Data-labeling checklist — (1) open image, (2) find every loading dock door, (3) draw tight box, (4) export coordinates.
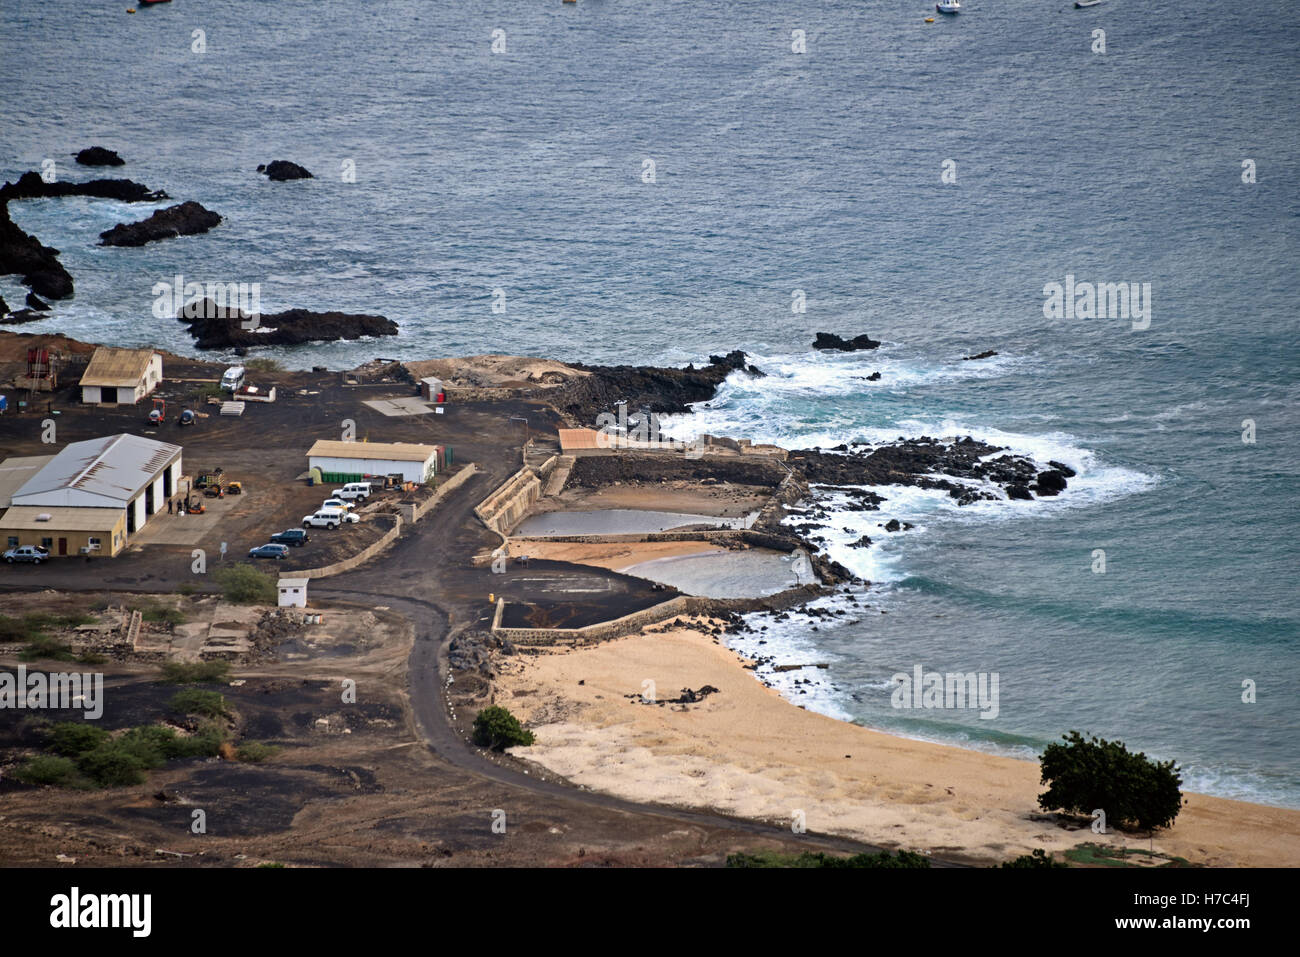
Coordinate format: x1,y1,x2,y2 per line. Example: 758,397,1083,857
58,538,67,556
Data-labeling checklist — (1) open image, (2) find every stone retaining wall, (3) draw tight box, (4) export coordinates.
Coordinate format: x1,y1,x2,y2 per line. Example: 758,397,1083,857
474,461,551,536
493,585,823,646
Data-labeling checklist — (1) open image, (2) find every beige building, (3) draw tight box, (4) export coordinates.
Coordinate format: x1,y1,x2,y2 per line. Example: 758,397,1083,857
80,347,163,405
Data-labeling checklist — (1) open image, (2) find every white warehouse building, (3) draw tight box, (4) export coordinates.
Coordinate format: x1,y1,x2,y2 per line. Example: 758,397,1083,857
0,433,182,557
306,440,441,485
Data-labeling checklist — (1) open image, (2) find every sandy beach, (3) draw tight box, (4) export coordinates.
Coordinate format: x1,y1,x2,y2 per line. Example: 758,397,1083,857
496,621,1300,867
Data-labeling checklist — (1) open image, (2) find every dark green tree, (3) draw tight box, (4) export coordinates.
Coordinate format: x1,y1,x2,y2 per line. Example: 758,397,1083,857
1038,731,1183,831
472,705,535,751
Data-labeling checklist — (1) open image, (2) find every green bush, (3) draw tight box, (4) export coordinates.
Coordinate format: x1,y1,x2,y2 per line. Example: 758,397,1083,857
0,614,47,642
213,565,277,605
18,635,76,662
243,358,283,373
121,723,224,760
999,848,1068,869
15,755,79,786
167,688,228,719
726,849,932,869
190,383,224,403
236,741,278,763
140,604,187,627
1038,731,1183,832
48,722,111,756
471,705,535,751
158,660,231,684
77,737,162,787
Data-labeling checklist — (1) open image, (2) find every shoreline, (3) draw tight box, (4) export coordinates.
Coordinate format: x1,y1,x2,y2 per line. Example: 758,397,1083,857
495,619,1300,867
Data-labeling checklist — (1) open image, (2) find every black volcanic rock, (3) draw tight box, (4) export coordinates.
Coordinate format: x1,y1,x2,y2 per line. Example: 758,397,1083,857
0,295,7,315
0,201,74,299
100,201,222,247
1005,484,1033,501
1032,470,1068,496
25,292,49,310
257,160,313,181
813,332,881,352
0,171,167,203
555,350,763,424
0,172,169,299
176,298,398,349
1,308,46,325
962,350,998,361
1048,460,1077,478
75,147,125,167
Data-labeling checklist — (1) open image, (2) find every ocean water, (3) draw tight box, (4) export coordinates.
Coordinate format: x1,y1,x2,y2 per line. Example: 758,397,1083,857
2,1,1297,806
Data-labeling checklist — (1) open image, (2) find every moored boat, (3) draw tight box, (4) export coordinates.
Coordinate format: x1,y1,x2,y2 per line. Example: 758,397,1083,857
936,1,961,14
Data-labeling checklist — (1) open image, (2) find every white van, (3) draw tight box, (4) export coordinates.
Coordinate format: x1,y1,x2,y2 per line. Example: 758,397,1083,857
331,482,373,501
320,497,355,512
302,508,360,529
221,365,246,392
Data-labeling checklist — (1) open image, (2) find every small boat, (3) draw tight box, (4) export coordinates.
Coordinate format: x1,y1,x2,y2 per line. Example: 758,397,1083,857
936,1,961,13
139,0,171,5
1075,0,1103,6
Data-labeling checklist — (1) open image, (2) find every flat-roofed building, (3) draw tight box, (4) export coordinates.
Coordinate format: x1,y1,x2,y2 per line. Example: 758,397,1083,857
307,439,441,484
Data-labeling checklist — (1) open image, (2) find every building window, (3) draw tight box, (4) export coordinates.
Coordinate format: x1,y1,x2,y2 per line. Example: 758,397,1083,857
6,537,16,549
88,537,101,548
40,537,53,550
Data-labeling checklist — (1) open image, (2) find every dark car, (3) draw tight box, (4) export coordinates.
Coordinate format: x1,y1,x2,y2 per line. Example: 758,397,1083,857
270,529,310,547
248,543,290,560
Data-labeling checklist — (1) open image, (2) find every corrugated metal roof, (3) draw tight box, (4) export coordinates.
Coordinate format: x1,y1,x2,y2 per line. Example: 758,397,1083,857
0,455,56,508
307,440,439,463
11,434,181,509
80,348,158,388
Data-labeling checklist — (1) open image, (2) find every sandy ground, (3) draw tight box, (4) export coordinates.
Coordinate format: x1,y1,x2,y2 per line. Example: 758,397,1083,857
496,622,1300,867
505,539,724,573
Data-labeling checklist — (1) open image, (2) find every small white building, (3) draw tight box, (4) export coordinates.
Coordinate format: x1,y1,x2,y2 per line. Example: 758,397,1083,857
307,439,440,485
278,577,308,608
80,348,163,405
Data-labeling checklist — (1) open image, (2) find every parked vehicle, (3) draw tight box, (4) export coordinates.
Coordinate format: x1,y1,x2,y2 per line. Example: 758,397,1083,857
220,366,246,392
320,497,355,512
4,545,49,564
330,482,373,501
270,529,310,547
248,543,290,560
148,397,166,425
226,481,242,495
204,483,225,498
195,468,224,489
302,508,360,529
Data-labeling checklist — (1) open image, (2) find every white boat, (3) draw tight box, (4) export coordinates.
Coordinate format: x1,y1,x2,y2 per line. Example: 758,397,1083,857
936,1,961,13
1075,0,1104,7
